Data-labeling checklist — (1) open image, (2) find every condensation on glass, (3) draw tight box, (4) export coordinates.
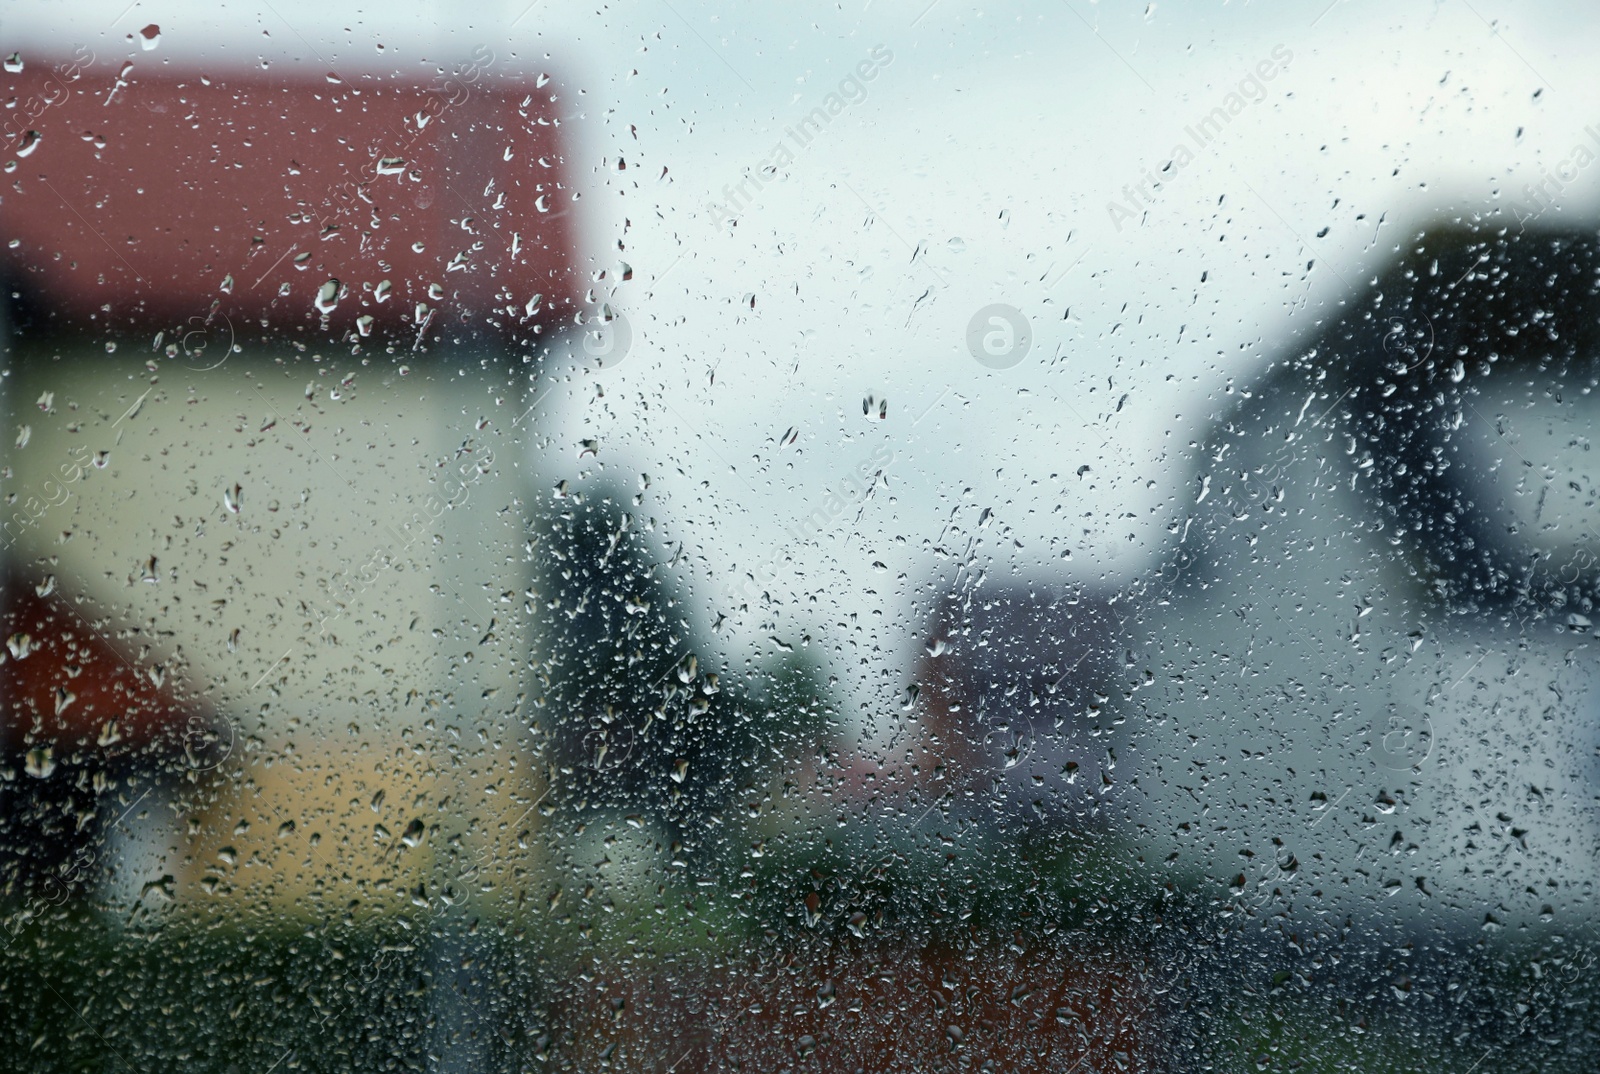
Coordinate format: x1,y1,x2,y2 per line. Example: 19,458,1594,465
3,7,1599,1073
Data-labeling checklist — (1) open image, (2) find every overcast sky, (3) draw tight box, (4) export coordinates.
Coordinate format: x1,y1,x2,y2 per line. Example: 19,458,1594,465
8,0,1600,736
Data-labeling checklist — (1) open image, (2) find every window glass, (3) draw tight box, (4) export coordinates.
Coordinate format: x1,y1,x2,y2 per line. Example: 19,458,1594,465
4,4,1600,1071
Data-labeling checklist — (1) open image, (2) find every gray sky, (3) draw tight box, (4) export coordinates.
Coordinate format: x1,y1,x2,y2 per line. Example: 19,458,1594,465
8,0,1600,730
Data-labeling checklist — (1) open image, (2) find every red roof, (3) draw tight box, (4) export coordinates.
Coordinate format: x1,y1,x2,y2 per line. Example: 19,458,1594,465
2,51,580,345
2,569,204,753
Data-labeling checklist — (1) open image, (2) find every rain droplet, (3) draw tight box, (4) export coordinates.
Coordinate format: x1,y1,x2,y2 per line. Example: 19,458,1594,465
676,654,698,684
138,24,161,51
401,818,426,847
223,483,241,514
314,279,340,314
25,746,55,778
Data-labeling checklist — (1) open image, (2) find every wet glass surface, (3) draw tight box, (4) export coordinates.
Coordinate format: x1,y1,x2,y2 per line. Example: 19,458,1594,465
4,3,1600,1071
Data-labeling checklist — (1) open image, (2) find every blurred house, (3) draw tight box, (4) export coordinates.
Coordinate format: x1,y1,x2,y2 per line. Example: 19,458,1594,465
1126,223,1600,936
908,586,1131,831
1,567,203,902
0,55,582,925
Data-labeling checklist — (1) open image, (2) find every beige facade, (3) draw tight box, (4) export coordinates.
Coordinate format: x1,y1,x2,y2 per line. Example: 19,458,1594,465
5,341,549,921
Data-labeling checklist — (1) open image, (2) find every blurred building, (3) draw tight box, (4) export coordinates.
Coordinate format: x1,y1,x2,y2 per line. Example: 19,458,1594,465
1,55,582,927
1126,223,1600,937
908,586,1131,831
